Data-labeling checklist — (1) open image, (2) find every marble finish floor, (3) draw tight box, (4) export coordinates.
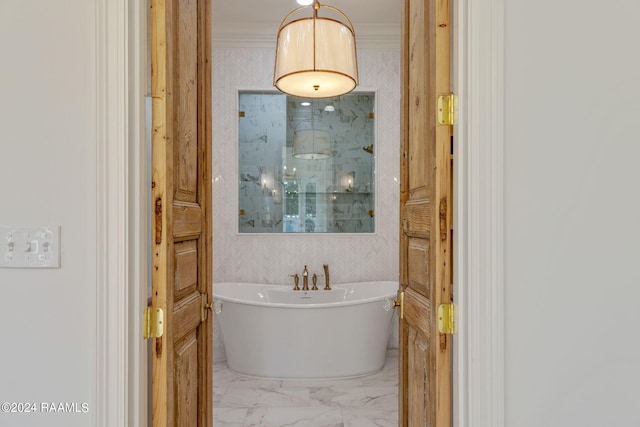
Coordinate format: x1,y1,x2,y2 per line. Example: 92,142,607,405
214,349,398,427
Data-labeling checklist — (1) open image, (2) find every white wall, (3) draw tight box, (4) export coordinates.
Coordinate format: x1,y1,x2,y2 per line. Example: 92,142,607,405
0,1,97,426
212,48,400,284
504,1,640,425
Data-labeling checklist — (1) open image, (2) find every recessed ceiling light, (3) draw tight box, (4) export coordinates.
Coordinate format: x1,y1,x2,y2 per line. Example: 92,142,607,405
301,101,311,106
324,105,335,112
297,0,313,5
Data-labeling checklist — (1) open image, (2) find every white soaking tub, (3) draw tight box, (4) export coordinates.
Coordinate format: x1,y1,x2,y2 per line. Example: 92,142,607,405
213,281,398,379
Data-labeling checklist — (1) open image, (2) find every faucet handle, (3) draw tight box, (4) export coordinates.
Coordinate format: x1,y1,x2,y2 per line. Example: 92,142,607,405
323,264,331,290
289,273,300,291
312,273,318,290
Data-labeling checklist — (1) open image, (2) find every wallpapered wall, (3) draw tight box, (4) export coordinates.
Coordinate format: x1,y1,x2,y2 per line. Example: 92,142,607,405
212,47,400,360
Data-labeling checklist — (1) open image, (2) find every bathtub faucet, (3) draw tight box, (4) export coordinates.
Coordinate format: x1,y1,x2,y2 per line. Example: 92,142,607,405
323,264,331,290
289,273,300,291
302,265,309,291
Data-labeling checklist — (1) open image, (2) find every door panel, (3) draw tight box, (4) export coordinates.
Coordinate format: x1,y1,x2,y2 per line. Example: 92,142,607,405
399,0,452,425
175,334,199,426
408,328,430,427
174,241,198,296
403,287,432,338
173,203,203,239
174,0,199,203
150,0,212,426
408,238,430,295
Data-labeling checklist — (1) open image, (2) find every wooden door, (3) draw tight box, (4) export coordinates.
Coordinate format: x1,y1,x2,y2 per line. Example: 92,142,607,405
398,0,453,425
150,0,212,425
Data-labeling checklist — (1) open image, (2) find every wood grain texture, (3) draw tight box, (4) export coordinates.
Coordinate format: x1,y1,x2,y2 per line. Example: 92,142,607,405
404,286,432,338
408,327,429,427
407,1,430,198
433,1,452,426
408,238,430,296
151,0,212,426
398,0,410,422
174,241,198,296
175,333,199,427
173,202,203,241
404,198,431,238
173,291,202,343
197,0,213,424
399,0,452,425
174,0,198,204
150,0,173,423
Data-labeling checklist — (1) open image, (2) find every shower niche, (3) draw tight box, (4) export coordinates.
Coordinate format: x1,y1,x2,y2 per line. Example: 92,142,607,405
238,91,376,233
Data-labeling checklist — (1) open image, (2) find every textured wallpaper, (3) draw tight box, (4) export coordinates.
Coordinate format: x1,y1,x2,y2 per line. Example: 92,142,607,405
212,47,400,360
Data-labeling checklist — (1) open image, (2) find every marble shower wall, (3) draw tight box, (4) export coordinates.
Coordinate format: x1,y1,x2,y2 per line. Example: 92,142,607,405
213,48,400,360
237,93,288,233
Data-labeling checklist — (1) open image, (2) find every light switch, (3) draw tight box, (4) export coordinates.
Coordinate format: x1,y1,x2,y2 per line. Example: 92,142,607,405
0,226,61,268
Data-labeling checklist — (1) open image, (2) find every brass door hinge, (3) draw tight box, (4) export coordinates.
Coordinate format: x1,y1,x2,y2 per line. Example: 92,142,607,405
437,94,458,125
393,290,405,319
144,307,164,339
437,303,457,334
200,292,212,323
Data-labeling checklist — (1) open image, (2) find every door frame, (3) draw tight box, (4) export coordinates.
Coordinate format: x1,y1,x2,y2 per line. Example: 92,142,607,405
94,0,148,426
452,0,505,426
95,0,505,426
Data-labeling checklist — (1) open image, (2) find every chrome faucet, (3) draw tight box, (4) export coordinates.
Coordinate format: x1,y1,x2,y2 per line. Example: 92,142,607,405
302,265,309,291
323,264,331,290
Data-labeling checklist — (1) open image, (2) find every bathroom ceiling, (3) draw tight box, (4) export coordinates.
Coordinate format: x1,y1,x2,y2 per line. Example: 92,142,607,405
212,0,400,27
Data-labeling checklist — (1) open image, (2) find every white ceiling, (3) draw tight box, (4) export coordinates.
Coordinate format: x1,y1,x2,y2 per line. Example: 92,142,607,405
212,0,400,28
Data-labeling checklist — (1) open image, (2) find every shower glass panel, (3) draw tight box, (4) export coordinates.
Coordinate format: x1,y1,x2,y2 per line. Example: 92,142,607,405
238,91,375,233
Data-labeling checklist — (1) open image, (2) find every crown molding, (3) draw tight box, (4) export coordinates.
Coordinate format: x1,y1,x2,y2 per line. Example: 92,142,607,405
212,22,400,50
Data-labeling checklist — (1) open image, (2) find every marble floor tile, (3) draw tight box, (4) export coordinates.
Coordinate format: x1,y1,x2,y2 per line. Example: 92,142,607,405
214,349,398,426
309,385,398,410
213,407,249,427
220,387,312,408
342,408,398,427
245,406,343,427
214,386,225,407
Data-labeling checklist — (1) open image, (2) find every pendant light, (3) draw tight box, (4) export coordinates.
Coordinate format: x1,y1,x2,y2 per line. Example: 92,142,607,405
274,0,359,98
293,129,332,159
293,100,332,159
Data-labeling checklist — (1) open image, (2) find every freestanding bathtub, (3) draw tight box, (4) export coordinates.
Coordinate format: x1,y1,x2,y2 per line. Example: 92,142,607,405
213,281,398,379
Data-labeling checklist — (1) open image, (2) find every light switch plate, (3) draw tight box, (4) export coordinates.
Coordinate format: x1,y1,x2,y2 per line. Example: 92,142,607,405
0,226,61,268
